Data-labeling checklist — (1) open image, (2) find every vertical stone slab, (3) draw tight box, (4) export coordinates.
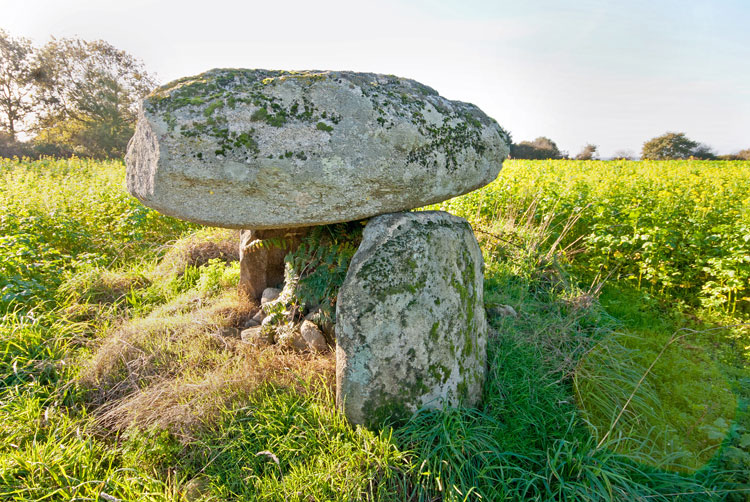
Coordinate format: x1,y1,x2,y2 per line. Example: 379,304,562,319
238,227,308,301
336,211,487,427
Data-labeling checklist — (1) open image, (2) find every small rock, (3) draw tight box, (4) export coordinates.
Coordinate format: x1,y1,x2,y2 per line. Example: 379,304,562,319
277,328,308,352
217,327,240,338
252,309,266,323
489,304,517,318
304,309,335,339
261,287,282,304
304,308,320,322
241,326,274,347
244,319,261,328
300,320,328,352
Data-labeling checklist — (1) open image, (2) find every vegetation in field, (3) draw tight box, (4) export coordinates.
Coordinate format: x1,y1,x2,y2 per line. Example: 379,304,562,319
1,158,749,501
440,159,750,318
0,156,196,313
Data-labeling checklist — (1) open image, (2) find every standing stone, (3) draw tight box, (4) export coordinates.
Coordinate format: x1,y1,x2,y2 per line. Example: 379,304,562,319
336,211,487,427
238,227,307,301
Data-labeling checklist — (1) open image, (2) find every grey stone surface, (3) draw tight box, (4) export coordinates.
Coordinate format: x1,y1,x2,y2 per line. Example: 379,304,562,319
260,287,282,305
243,318,260,328
300,320,328,352
305,308,335,340
336,211,487,427
239,228,307,301
126,69,510,229
251,309,265,323
488,304,517,318
277,327,308,352
240,326,274,346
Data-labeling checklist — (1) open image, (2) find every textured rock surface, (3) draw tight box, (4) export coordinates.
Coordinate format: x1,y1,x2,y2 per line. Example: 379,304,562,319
238,227,307,300
277,328,308,352
305,309,335,340
126,69,510,229
300,320,328,352
336,211,487,427
260,287,282,304
240,326,273,347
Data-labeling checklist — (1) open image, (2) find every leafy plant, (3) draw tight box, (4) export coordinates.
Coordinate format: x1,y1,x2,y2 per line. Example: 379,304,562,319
283,221,364,322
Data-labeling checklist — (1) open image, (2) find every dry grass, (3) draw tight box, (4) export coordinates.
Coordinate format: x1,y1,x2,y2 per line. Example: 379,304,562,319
78,276,334,437
153,228,240,279
59,268,151,305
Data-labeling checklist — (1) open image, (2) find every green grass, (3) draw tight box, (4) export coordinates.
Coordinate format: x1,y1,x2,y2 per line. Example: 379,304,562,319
1,158,749,500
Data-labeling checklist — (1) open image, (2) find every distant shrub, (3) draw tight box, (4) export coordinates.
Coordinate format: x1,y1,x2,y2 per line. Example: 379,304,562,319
511,136,564,159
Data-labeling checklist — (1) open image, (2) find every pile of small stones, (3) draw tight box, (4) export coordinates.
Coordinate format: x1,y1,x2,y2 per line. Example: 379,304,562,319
238,286,330,352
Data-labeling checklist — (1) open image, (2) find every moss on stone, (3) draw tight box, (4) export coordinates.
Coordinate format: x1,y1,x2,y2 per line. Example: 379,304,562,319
203,100,224,117
142,68,507,179
316,122,334,133
430,321,440,342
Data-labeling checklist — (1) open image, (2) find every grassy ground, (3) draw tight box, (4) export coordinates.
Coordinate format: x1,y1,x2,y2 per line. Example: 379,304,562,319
1,157,749,500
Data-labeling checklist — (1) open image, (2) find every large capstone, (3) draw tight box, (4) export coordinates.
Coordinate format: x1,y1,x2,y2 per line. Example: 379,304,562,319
336,211,487,427
126,69,510,229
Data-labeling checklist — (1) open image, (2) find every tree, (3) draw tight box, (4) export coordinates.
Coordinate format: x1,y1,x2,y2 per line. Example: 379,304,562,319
641,132,700,160
691,143,715,160
0,29,36,139
33,37,156,158
0,131,34,158
575,144,597,160
612,150,635,160
718,149,750,160
511,136,563,159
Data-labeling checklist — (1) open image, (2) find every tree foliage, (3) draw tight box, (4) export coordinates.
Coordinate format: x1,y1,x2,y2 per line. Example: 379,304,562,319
612,150,635,160
511,137,563,159
575,143,597,160
0,29,36,139
718,149,750,161
33,37,156,158
0,29,156,159
690,143,715,160
641,132,702,160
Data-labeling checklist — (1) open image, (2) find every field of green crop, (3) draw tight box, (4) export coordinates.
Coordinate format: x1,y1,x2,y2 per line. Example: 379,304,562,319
1,157,749,501
440,159,750,316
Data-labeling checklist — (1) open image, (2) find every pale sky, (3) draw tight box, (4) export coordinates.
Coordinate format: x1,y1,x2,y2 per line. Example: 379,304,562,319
2,0,749,158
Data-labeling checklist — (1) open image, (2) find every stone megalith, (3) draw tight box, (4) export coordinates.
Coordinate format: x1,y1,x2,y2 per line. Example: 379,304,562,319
125,69,506,422
125,69,510,229
336,211,487,427
238,227,308,300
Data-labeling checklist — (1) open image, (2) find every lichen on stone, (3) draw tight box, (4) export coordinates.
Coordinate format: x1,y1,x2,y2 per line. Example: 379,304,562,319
127,69,509,229
336,211,487,428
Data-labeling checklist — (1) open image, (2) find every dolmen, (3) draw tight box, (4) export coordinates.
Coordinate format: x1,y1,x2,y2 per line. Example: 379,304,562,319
126,69,510,427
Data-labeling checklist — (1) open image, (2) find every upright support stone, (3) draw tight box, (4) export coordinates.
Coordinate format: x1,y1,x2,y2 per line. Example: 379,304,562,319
238,227,308,301
336,211,487,427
